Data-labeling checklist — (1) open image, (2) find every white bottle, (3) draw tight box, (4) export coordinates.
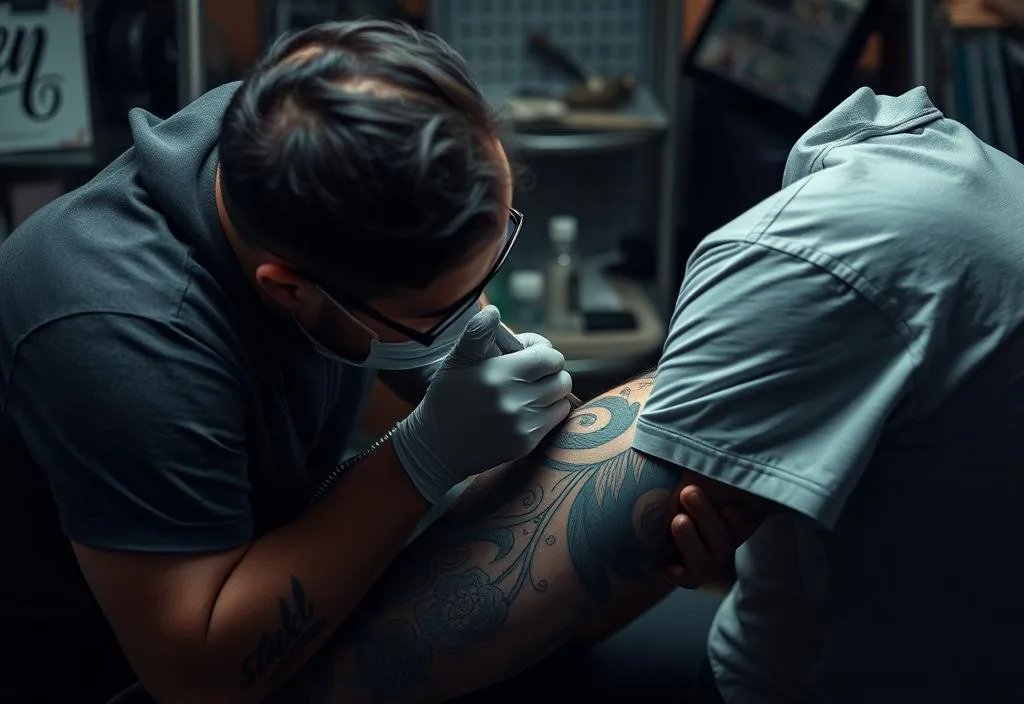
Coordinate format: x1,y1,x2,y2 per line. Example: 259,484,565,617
506,269,546,328
545,215,581,332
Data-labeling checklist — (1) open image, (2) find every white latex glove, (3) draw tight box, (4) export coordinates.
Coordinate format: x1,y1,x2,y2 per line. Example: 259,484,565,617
392,306,573,503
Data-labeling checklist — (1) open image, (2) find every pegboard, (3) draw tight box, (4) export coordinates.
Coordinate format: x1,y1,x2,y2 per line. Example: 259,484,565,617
429,0,669,269
428,0,679,320
430,0,658,88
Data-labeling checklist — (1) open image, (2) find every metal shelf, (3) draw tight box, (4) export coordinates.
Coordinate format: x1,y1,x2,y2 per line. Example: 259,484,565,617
485,82,669,156
498,277,666,377
548,277,667,374
506,127,666,156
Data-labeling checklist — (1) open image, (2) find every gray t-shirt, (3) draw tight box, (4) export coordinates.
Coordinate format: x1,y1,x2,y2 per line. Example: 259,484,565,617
633,87,1024,702
0,83,375,700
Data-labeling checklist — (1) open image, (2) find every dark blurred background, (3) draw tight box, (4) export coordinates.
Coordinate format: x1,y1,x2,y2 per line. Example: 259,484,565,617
2,0,1022,416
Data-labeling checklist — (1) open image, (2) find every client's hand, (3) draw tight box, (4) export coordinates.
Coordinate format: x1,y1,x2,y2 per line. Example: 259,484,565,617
659,486,759,589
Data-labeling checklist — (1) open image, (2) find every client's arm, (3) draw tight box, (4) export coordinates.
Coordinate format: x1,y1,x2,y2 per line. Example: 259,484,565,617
273,370,751,703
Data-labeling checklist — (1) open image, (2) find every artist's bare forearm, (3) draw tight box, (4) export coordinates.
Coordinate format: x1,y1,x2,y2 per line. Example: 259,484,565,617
271,372,681,703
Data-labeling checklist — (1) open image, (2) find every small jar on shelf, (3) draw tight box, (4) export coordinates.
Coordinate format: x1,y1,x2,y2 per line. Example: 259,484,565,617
506,269,546,329
545,215,583,333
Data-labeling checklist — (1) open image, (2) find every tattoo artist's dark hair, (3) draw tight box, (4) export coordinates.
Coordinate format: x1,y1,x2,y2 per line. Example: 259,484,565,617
218,19,506,295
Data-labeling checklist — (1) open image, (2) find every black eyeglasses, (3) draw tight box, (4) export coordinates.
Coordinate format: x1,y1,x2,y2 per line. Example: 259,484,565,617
317,208,523,346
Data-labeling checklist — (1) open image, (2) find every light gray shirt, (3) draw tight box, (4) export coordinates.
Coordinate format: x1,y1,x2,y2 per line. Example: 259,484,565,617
633,87,1024,702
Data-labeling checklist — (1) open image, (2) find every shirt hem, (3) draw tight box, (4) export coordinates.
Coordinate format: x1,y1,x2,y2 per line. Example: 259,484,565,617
61,513,253,553
632,418,840,529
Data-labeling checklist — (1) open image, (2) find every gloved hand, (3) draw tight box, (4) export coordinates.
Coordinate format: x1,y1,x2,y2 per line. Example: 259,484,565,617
392,306,573,504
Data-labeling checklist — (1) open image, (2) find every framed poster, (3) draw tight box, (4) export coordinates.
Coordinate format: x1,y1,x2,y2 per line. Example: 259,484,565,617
685,0,879,128
0,0,93,154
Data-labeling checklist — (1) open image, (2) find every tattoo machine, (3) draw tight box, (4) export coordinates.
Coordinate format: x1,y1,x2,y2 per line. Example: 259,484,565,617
492,323,583,409
309,325,581,507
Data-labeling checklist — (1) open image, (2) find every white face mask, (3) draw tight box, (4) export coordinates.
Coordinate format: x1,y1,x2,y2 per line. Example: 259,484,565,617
292,301,478,370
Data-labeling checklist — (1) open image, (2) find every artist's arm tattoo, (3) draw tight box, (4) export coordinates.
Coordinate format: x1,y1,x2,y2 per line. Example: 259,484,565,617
276,372,680,703
240,576,329,689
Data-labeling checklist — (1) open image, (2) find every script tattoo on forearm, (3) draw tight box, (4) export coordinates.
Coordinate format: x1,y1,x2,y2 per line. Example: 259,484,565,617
240,576,329,689
289,372,680,702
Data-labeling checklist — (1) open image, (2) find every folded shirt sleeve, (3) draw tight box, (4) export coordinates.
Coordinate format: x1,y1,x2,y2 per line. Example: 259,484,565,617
632,239,919,529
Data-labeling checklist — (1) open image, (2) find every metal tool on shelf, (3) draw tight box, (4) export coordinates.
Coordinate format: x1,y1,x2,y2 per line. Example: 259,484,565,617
527,31,637,109
501,30,654,134
503,30,650,135
504,98,661,132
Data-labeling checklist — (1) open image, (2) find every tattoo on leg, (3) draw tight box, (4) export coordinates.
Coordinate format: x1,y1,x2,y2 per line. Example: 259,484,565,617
335,373,678,701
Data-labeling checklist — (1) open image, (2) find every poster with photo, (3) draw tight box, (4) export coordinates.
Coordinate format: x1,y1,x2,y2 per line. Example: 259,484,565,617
692,0,871,115
0,1,93,154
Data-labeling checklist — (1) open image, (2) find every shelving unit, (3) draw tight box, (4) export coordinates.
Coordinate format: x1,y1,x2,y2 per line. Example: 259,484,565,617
541,276,665,376
482,83,669,155
429,0,682,378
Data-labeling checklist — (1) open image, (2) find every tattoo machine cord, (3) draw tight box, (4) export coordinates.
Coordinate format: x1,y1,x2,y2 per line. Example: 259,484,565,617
104,682,148,704
311,325,582,506
103,327,583,702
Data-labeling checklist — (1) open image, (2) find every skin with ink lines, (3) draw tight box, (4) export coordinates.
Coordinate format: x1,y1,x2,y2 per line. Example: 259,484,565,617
240,576,328,689
272,372,686,703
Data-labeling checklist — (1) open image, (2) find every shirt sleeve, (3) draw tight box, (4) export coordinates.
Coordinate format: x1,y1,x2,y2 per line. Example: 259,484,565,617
5,313,253,552
632,239,919,529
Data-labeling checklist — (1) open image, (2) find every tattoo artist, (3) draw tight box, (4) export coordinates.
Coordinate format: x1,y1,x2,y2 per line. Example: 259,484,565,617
0,20,734,704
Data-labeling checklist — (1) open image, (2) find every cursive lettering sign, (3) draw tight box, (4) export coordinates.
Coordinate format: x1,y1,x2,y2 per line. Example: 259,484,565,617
240,576,329,689
0,22,63,122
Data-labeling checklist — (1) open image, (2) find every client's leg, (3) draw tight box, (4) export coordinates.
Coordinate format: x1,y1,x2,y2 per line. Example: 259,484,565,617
279,371,690,703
